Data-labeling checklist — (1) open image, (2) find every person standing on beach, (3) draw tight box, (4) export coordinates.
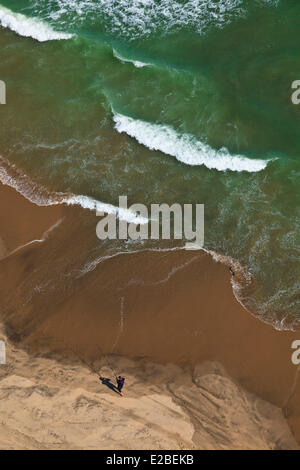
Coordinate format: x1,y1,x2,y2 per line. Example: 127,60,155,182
116,376,125,395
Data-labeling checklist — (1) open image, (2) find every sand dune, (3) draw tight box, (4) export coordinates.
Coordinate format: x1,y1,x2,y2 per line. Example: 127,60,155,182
0,332,297,450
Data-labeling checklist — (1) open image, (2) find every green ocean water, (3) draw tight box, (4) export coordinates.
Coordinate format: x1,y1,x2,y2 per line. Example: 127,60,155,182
0,0,299,326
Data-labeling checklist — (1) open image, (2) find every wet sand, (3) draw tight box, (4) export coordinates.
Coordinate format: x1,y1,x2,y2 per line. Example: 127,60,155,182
0,181,299,449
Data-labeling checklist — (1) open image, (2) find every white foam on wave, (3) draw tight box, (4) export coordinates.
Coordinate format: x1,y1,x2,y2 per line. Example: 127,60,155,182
13,0,280,42
113,112,270,173
0,156,147,225
113,49,150,68
0,5,73,41
62,194,148,224
32,0,246,40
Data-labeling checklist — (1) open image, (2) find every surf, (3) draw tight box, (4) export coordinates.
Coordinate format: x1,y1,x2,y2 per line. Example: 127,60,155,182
0,4,73,42
113,112,271,173
0,156,147,225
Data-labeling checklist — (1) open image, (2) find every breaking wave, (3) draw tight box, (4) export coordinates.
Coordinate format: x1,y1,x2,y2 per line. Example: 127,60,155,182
0,5,73,41
113,112,271,173
113,48,150,68
0,156,147,225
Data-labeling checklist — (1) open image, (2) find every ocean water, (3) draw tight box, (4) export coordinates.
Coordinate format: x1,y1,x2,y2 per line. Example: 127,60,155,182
0,0,299,327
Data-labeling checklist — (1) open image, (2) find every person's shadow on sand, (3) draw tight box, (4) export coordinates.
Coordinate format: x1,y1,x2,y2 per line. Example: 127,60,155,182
99,376,121,395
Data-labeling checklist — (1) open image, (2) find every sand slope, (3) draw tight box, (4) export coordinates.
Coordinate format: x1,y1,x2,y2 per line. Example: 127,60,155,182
0,333,297,450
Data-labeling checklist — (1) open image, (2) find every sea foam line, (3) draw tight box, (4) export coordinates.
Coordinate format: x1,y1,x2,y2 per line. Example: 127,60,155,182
0,156,147,225
0,5,73,42
62,194,148,224
4,218,64,260
113,112,271,173
76,243,257,330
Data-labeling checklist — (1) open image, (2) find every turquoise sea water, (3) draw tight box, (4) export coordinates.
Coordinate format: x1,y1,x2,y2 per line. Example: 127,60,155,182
0,0,299,326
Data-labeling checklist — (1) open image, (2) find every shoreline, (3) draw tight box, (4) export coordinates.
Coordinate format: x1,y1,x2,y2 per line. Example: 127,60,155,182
0,157,267,329
0,181,300,448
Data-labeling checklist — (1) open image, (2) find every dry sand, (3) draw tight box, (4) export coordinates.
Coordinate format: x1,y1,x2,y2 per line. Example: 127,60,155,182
0,331,297,450
0,182,299,450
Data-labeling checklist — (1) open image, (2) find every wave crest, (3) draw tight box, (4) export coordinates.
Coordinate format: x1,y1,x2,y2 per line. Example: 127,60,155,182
113,112,271,173
113,49,150,68
0,5,73,42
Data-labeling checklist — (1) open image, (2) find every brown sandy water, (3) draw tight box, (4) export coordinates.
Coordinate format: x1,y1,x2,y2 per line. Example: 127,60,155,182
0,181,299,448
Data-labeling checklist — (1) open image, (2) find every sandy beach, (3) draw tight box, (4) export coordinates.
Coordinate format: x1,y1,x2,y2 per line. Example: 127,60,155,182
0,181,299,449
